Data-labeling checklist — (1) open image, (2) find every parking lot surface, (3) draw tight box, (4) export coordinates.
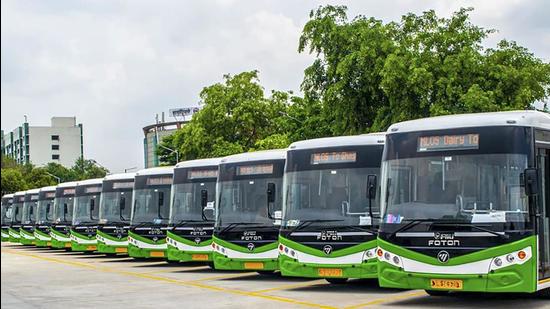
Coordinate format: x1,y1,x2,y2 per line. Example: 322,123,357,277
1,242,549,309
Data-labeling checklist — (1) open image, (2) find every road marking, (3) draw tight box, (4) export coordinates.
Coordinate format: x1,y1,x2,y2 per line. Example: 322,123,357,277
343,291,427,309
254,279,326,293
145,266,208,274
190,272,257,282
3,249,334,309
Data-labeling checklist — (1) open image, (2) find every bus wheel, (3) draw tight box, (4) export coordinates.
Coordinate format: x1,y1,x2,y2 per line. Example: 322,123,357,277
325,278,348,284
538,288,550,299
257,271,276,275
166,260,180,265
207,262,215,269
425,290,450,296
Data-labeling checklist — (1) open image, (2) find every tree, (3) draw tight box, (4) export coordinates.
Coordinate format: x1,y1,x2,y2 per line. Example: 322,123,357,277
71,158,109,180
23,167,57,189
1,168,27,195
299,6,550,134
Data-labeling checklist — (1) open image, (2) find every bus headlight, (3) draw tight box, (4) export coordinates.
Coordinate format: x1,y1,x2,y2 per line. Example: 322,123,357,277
377,247,402,267
493,258,502,267
490,247,532,271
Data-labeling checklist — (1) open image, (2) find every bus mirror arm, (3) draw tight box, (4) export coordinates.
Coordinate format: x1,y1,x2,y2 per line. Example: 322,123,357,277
45,204,51,221
366,175,379,219
200,190,211,221
523,168,539,196
266,183,276,220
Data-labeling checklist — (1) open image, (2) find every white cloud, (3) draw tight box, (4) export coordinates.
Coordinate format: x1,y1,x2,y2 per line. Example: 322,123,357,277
2,0,548,172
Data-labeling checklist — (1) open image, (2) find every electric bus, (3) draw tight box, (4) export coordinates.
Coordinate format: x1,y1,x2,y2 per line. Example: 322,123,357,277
167,158,221,264
1,194,14,242
128,167,174,259
279,134,385,283
377,110,550,297
71,178,102,252
50,181,78,249
34,186,57,247
9,191,25,243
20,188,40,245
96,173,135,255
212,149,286,272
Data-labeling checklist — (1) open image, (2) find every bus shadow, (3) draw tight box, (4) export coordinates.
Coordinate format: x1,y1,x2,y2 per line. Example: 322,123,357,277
174,268,249,274
287,279,404,294
219,273,315,283
390,292,548,308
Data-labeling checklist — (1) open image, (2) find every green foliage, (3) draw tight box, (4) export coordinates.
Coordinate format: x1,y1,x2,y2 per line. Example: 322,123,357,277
299,6,550,134
1,157,109,194
1,169,27,195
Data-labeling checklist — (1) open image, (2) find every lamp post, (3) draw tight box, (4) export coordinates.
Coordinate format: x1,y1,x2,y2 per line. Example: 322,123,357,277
158,144,179,164
124,167,137,173
44,171,61,184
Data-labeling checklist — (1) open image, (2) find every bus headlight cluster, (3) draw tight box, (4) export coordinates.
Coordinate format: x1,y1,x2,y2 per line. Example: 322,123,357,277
376,247,402,267
278,244,297,258
363,248,376,261
490,247,532,271
212,243,226,254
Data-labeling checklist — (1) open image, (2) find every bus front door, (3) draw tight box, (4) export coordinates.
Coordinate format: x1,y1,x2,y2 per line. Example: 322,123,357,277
537,146,550,282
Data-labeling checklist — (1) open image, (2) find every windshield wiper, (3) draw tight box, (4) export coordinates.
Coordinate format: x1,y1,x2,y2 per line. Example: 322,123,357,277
387,219,439,239
219,222,263,234
431,221,509,239
287,219,345,234
172,220,206,228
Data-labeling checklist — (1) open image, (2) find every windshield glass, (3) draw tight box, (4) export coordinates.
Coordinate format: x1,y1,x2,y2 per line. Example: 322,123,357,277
217,177,282,226
131,186,171,225
169,181,216,224
36,198,54,224
2,204,12,225
11,202,23,223
22,200,38,224
283,167,380,227
73,194,100,225
381,153,529,224
53,197,74,223
99,190,133,223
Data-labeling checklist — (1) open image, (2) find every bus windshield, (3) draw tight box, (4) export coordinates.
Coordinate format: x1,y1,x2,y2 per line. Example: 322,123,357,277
170,181,216,224
217,177,282,226
73,194,100,225
99,190,133,223
381,153,529,224
283,167,380,227
131,186,171,225
36,198,54,224
22,200,38,224
2,204,12,225
53,197,74,223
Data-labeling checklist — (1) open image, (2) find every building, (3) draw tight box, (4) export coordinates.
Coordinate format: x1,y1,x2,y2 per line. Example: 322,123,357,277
143,113,187,168
2,117,83,167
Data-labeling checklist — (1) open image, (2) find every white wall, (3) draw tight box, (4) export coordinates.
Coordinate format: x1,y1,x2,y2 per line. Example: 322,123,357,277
28,123,81,167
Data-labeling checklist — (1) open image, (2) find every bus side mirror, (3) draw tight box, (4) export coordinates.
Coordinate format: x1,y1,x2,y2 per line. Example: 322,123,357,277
120,197,126,210
29,207,34,216
367,175,377,200
267,183,276,203
63,203,68,214
523,168,539,196
201,190,208,208
46,204,50,214
158,191,164,207
90,199,95,212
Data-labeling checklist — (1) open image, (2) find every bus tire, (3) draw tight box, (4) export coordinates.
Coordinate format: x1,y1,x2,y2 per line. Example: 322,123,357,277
257,271,276,275
425,290,450,296
325,278,348,284
166,260,180,265
538,288,550,299
207,262,215,269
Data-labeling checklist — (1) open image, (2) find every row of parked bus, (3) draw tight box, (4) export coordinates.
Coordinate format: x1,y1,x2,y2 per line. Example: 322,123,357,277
2,111,550,297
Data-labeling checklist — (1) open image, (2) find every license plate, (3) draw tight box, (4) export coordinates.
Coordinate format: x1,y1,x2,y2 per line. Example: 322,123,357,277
244,262,264,269
86,246,97,251
192,254,209,261
430,279,463,290
115,247,128,253
65,243,72,248
150,251,165,257
318,268,343,277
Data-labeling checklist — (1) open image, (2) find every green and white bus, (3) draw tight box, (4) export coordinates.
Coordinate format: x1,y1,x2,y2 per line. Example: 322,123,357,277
128,167,174,259
1,194,14,241
167,158,220,264
279,134,385,283
377,111,550,296
9,191,25,243
20,188,40,245
212,150,286,272
71,178,103,252
50,181,78,249
97,173,135,255
34,186,57,247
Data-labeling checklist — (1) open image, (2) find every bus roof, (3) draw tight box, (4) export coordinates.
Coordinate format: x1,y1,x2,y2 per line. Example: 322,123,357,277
57,181,79,189
175,157,222,169
39,186,57,193
135,166,174,177
289,133,385,151
14,191,27,197
104,173,136,181
220,149,286,164
76,178,103,187
2,194,14,199
387,110,550,133
24,188,41,195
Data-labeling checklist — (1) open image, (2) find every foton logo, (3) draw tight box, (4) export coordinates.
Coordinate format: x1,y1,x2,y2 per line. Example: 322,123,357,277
428,232,460,247
317,231,343,241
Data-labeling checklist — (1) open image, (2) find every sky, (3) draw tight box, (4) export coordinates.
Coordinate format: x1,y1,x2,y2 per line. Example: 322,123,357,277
2,0,549,173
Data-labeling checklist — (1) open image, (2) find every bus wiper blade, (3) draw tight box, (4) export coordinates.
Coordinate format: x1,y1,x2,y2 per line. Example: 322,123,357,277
219,222,261,234
431,221,509,239
345,225,378,235
173,220,205,228
387,219,439,239
288,219,345,234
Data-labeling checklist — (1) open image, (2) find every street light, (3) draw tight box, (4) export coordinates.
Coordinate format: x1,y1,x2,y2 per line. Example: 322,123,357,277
44,171,61,184
90,159,110,175
124,166,137,173
278,111,303,124
158,144,179,164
